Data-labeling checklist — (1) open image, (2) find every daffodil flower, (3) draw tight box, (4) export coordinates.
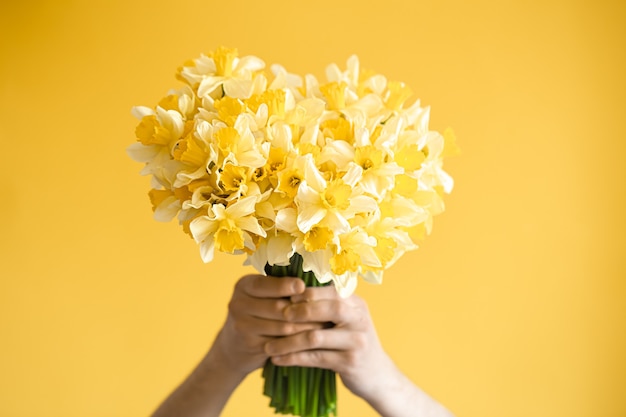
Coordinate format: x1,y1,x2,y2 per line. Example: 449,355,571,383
189,196,266,263
295,156,378,234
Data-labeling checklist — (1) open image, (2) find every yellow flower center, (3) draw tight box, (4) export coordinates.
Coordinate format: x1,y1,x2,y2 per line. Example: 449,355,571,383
298,143,321,157
172,134,206,167
320,81,348,111
158,94,179,112
148,189,173,212
374,236,397,266
215,96,245,126
219,163,248,193
246,89,286,119
211,46,238,77
320,117,352,142
330,249,360,275
395,145,425,171
173,186,193,202
355,145,383,172
385,81,413,110
214,127,240,156
265,147,287,175
278,168,303,198
303,226,334,252
135,115,170,146
252,166,267,183
214,218,245,253
322,179,351,210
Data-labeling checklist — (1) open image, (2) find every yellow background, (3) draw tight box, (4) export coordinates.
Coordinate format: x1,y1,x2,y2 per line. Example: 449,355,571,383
0,0,624,416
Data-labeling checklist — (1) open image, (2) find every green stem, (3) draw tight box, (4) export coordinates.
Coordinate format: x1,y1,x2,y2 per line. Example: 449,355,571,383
263,253,337,417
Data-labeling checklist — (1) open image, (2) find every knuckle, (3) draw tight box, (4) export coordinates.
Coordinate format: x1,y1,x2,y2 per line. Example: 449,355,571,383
273,299,289,316
344,351,360,368
352,332,367,350
278,322,295,335
306,330,323,347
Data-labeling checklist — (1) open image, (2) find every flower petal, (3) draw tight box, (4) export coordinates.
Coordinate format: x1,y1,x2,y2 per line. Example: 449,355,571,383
225,195,258,218
297,205,326,233
266,234,296,266
237,216,267,237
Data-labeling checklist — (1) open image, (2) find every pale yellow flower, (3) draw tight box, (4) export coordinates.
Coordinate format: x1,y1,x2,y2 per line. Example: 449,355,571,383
295,156,377,234
193,48,266,100
212,119,266,169
353,145,403,200
189,196,266,263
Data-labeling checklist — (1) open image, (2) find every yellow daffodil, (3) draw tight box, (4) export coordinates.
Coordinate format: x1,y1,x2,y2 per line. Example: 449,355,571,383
193,48,266,100
189,196,266,263
295,156,377,234
212,122,266,169
133,106,184,147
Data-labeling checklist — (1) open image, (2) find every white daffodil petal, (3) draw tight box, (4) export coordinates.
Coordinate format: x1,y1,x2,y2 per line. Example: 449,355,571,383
223,79,254,99
322,210,351,233
302,250,333,283
189,216,218,243
244,240,268,274
361,270,383,284
237,216,267,238
333,272,358,298
226,196,258,218
153,196,181,222
267,234,296,266
126,143,159,163
348,195,378,214
197,76,225,98
198,236,216,263
276,208,298,234
295,182,322,205
235,55,265,73
303,156,327,192
131,105,154,119
297,206,327,233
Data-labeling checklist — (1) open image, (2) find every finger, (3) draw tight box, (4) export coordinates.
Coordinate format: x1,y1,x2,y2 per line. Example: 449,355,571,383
283,299,364,325
236,274,305,298
290,285,339,304
229,295,292,321
235,315,326,337
265,328,363,355
270,349,354,373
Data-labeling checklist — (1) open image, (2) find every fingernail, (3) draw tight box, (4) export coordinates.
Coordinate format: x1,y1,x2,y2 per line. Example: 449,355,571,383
292,280,305,294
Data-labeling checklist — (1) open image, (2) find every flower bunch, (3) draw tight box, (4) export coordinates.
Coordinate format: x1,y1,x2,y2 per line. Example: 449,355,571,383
128,46,458,297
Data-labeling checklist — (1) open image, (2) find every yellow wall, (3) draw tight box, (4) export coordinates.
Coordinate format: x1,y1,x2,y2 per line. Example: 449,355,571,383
1,1,624,416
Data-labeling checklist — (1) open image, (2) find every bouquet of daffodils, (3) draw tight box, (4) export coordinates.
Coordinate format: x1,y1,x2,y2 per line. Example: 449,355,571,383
128,46,458,417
